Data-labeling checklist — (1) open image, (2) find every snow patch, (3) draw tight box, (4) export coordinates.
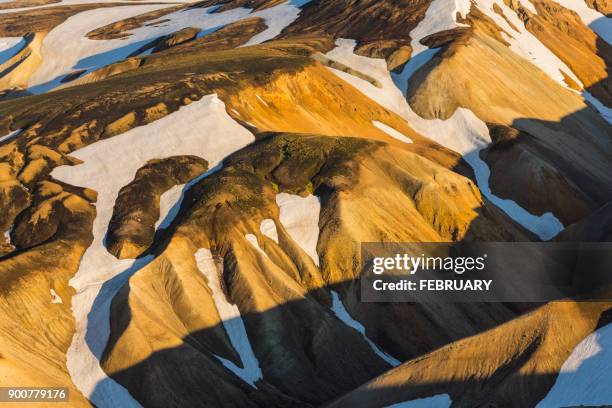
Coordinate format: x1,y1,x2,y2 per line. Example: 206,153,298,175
275,193,320,265
387,0,470,95
50,289,63,304
0,37,25,65
194,248,263,387
373,121,413,143
410,0,470,57
3,225,11,245
0,129,21,144
245,233,266,255
259,219,279,244
51,94,254,407
537,323,612,407
326,39,563,240
155,184,184,230
243,0,312,46
331,291,400,367
387,394,452,408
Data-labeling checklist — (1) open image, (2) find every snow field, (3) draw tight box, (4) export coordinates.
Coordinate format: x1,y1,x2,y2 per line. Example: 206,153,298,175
275,193,321,265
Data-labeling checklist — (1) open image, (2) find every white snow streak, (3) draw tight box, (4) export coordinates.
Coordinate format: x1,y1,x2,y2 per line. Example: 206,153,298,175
0,36,24,65
0,37,20,52
155,184,184,230
50,289,63,304
330,291,400,367
275,193,320,265
194,248,263,387
255,94,269,107
373,121,413,143
0,129,21,144
326,39,563,239
259,219,279,244
245,233,266,255
537,323,612,407
3,226,11,245
387,394,452,408
51,94,254,407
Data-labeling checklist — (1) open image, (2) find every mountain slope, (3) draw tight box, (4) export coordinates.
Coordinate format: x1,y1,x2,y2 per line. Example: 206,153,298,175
0,0,610,406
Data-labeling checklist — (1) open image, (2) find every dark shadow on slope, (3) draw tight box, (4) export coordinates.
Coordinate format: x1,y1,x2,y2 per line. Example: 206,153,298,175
90,273,611,408
481,101,612,228
588,16,612,106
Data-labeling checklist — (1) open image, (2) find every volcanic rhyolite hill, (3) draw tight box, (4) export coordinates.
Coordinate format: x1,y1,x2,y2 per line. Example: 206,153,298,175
0,0,611,406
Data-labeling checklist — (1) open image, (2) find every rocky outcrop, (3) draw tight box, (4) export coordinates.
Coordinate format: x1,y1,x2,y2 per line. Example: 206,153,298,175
85,5,185,40
0,3,119,36
0,181,94,407
585,0,612,14
106,155,208,259
280,0,430,67
156,18,269,56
